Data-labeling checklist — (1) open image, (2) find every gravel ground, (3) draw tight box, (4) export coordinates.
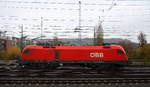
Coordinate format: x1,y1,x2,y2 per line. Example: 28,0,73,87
0,60,17,64
0,83,150,87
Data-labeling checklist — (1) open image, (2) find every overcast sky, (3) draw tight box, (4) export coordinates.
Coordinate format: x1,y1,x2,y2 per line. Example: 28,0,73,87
0,0,150,42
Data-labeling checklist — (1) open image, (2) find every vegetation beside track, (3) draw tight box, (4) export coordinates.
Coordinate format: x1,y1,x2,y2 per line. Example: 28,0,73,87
0,46,21,60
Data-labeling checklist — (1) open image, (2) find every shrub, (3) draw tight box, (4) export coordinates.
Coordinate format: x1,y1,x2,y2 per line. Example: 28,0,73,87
0,46,21,60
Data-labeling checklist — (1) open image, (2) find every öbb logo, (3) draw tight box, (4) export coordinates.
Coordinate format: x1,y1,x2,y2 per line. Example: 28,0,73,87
90,52,104,58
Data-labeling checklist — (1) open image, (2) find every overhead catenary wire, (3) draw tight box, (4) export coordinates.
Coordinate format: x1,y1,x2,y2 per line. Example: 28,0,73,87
0,0,149,42
0,1,112,5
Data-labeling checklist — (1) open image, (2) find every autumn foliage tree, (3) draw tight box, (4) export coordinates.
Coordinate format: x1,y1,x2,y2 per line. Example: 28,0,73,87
0,46,21,60
135,32,150,63
136,44,150,63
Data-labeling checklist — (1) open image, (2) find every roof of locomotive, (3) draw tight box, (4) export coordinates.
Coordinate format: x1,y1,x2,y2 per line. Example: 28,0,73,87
23,45,123,50
56,45,123,49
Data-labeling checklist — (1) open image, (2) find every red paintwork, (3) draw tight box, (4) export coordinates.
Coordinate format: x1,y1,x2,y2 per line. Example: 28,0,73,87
21,45,128,61
21,46,55,61
56,45,128,61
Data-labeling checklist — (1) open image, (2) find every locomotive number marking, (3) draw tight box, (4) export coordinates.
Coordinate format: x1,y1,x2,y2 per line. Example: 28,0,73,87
90,52,104,58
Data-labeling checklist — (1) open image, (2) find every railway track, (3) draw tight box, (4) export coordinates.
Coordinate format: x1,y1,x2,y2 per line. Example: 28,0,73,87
0,64,150,84
0,79,150,84
0,65,150,85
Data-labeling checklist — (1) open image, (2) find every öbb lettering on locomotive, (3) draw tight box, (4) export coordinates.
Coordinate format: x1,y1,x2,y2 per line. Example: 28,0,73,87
90,52,104,58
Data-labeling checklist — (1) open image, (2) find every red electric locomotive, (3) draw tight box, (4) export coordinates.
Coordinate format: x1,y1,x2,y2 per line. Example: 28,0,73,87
18,45,130,68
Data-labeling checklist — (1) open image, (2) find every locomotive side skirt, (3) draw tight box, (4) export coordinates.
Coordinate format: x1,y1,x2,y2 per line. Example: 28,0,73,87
59,60,130,66
17,60,58,64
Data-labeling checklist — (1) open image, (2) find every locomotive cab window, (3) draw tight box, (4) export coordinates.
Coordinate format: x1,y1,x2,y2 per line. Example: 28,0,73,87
117,49,124,54
23,49,30,54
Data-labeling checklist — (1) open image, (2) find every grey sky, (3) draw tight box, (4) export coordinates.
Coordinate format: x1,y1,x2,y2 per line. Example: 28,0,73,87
0,0,150,42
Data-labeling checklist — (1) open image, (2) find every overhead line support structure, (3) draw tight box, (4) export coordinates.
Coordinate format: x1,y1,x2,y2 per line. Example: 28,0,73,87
78,1,81,42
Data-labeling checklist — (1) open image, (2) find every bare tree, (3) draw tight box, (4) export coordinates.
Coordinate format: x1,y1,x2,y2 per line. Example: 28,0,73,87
138,32,147,47
94,23,104,46
53,32,60,46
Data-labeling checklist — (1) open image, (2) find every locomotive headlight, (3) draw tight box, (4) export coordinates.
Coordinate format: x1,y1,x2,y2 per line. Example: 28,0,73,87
117,49,124,54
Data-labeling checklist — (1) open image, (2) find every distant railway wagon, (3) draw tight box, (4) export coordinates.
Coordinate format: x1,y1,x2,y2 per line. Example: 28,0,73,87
18,45,130,68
